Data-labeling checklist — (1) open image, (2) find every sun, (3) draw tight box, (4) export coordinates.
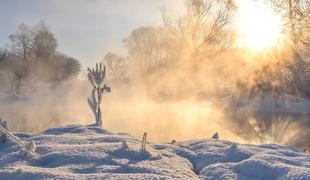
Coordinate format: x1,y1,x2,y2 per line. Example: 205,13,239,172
235,0,284,52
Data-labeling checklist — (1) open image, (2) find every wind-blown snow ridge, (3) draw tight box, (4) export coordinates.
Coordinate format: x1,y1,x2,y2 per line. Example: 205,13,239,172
0,125,309,180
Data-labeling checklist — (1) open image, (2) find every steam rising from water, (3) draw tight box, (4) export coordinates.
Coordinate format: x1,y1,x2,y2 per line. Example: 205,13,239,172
0,79,92,132
0,78,241,143
103,86,242,143
0,64,309,151
0,46,309,151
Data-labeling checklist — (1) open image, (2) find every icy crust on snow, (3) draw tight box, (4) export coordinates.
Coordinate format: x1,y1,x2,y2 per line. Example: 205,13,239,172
0,125,197,180
0,125,309,180
168,140,310,179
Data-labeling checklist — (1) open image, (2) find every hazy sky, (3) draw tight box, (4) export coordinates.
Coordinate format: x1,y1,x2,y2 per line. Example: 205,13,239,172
0,0,180,67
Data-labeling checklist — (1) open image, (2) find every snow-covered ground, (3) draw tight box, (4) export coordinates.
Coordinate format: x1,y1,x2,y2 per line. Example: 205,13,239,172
0,125,309,180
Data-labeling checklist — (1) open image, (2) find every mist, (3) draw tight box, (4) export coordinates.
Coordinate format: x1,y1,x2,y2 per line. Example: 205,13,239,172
0,0,309,152
1,42,309,150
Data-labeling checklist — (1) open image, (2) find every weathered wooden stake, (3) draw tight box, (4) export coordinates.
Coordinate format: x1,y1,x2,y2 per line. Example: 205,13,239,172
0,118,7,143
141,132,147,151
0,123,39,157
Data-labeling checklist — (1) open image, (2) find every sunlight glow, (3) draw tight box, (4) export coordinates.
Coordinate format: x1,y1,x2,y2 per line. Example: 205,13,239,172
235,0,284,52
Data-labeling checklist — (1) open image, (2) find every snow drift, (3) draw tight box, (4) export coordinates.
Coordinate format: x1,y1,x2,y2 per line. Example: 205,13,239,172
0,125,309,179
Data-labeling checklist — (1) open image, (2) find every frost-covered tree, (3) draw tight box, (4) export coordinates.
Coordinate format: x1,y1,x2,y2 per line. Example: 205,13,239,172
267,0,310,45
87,63,111,126
9,23,33,61
32,21,58,59
266,0,310,95
123,27,178,76
103,52,128,81
8,21,58,61
0,21,81,95
162,0,235,61
0,48,7,62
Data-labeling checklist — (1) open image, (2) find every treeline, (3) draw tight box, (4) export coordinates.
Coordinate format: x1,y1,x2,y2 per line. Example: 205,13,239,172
103,0,310,99
103,26,179,82
0,21,80,96
103,0,236,100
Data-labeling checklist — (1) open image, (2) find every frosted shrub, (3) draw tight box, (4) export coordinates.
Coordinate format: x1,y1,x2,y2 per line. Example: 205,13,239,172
87,63,111,126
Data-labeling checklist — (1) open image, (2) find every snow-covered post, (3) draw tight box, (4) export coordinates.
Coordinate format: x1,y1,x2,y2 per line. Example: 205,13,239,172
141,132,147,151
121,140,128,149
170,139,176,144
87,63,111,126
0,124,39,157
0,118,7,143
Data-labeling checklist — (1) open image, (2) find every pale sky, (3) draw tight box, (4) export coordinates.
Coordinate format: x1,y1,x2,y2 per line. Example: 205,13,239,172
0,0,277,67
0,0,180,67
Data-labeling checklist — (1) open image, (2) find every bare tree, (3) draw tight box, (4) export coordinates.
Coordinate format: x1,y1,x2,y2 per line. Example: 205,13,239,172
123,26,178,76
32,21,58,59
267,0,310,97
268,0,310,45
162,0,235,61
9,23,33,61
1,22,81,95
0,48,7,61
9,21,58,60
103,52,128,81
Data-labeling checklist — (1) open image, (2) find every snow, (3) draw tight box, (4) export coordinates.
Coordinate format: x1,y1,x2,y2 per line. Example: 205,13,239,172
0,125,309,179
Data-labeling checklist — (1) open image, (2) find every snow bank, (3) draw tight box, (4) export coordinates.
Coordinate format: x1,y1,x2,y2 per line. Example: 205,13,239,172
0,125,309,179
169,140,310,179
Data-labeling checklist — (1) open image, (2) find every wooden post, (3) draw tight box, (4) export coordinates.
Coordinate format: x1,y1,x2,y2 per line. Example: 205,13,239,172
0,124,39,157
141,132,147,151
0,118,7,143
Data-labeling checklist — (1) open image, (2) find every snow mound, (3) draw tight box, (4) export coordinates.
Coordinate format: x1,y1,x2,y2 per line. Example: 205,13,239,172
0,125,309,180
